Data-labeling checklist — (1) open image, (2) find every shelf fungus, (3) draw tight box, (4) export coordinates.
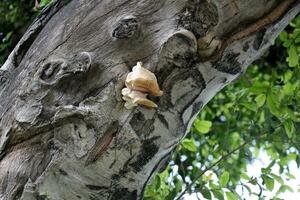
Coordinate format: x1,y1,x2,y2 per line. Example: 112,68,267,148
122,62,163,109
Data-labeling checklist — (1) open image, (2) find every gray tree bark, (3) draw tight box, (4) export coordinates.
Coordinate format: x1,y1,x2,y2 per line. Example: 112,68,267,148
0,0,299,199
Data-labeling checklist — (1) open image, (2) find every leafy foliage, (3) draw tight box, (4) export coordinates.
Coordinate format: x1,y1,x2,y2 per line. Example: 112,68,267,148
0,0,50,65
145,15,300,200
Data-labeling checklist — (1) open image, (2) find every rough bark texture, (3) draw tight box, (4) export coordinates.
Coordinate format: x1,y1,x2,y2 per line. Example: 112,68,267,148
0,0,299,199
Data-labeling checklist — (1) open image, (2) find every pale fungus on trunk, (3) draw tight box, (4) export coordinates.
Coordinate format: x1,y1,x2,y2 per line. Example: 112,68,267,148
122,62,163,109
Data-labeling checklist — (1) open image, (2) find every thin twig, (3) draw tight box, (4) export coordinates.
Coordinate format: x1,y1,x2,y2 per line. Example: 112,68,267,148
175,139,251,200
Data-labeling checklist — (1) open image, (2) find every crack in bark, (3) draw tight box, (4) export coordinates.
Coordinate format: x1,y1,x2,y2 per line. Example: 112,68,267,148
85,121,119,165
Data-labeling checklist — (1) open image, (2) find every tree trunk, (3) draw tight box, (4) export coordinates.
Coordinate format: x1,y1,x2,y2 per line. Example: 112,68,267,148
0,0,299,199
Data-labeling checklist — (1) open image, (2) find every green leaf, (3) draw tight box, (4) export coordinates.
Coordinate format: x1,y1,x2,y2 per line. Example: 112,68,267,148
262,175,274,191
267,92,280,116
175,180,182,193
255,94,266,108
285,172,296,179
40,0,52,7
279,31,288,42
283,83,295,96
284,119,295,139
209,182,219,190
213,190,224,200
266,160,276,170
240,173,250,181
261,167,271,174
270,173,284,185
201,189,211,200
287,153,297,160
194,120,212,134
225,192,239,200
220,171,230,187
250,82,268,94
154,176,161,190
280,156,289,166
241,102,257,112
285,185,293,192
159,167,169,180
144,189,156,198
166,190,177,200
284,70,293,82
276,185,294,195
181,138,197,152
288,45,299,67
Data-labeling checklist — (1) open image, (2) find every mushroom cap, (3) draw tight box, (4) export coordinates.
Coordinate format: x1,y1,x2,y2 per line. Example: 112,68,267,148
121,88,158,109
133,98,158,108
124,101,138,109
125,62,163,96
121,88,147,99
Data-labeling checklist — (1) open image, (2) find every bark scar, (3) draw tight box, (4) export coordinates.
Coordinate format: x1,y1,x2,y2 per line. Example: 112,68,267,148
85,121,119,166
